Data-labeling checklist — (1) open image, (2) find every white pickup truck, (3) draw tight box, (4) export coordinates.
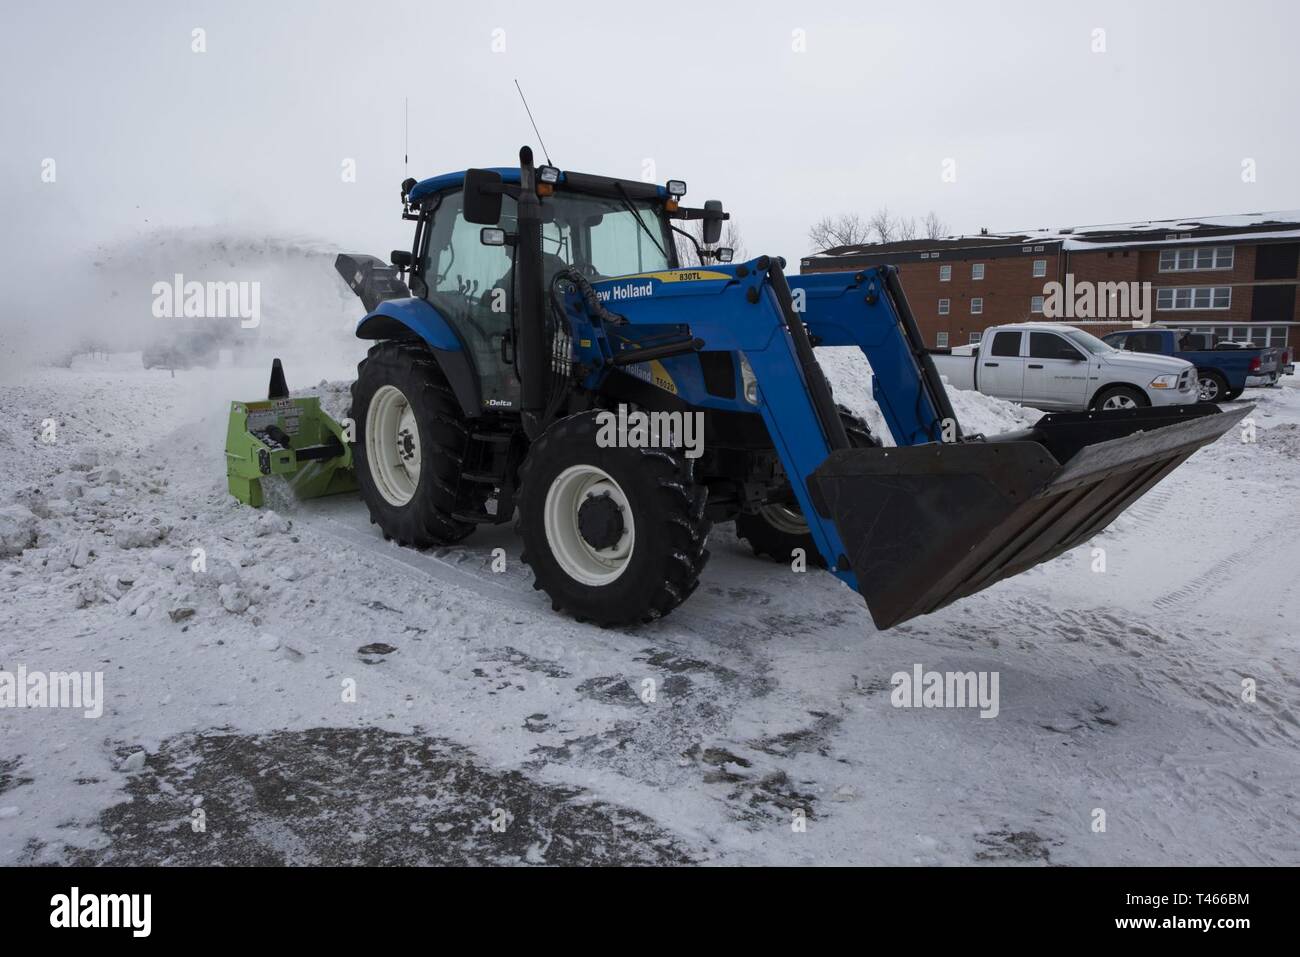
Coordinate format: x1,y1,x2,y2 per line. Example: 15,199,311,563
930,322,1198,411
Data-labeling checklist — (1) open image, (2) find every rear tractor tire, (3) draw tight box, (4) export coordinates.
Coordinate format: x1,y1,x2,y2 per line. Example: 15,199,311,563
517,411,712,627
735,406,878,567
350,341,475,548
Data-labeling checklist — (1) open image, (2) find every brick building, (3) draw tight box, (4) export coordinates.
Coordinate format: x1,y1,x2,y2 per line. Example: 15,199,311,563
800,211,1300,350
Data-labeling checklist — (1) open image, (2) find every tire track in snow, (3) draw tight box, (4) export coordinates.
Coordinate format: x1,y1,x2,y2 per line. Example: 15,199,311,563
1150,545,1257,611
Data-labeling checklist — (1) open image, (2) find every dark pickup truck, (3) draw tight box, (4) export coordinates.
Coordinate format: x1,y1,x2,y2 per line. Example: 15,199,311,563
1101,327,1282,402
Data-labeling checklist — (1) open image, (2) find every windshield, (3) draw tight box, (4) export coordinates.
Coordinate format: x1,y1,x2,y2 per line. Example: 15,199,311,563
540,192,674,278
1064,329,1116,355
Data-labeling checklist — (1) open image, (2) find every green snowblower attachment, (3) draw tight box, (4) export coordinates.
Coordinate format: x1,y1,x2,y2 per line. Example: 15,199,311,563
224,359,356,507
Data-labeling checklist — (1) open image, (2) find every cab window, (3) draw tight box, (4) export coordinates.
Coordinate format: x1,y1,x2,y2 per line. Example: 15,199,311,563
425,190,516,314
422,190,521,408
1029,332,1083,360
589,206,668,276
1122,332,1164,353
990,330,1022,357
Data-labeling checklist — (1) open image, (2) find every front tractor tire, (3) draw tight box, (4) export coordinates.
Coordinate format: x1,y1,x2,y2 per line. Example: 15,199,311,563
517,411,712,627
350,341,474,548
736,406,877,566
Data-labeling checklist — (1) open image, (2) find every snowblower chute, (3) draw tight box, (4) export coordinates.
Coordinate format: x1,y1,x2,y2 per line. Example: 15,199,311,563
224,359,355,507
808,403,1251,630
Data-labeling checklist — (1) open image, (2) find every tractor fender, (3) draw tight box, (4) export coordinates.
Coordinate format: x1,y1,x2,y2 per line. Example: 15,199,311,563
356,298,482,416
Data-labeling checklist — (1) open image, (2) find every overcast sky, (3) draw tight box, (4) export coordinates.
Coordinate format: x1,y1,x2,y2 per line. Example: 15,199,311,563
3,0,1298,277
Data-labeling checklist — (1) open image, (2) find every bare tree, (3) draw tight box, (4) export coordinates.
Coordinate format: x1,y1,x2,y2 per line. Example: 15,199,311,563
809,207,951,251
675,218,746,267
868,206,896,244
808,213,871,251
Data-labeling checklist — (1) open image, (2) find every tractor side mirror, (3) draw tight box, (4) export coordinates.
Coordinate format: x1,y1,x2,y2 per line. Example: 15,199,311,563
702,200,724,245
714,247,734,263
390,250,414,269
463,169,504,225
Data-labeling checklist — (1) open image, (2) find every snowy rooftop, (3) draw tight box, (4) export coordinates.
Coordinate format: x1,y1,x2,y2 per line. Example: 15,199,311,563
809,209,1300,259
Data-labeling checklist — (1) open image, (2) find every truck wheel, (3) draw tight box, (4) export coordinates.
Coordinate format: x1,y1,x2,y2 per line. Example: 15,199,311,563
1092,385,1150,411
350,341,474,547
517,411,711,627
1196,370,1229,403
736,407,878,566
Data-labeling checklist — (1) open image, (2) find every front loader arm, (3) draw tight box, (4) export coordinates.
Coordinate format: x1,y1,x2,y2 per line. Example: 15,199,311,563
790,267,958,447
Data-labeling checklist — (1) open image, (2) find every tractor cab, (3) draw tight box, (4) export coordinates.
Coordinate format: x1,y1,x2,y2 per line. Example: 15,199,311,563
402,166,731,291
360,164,727,414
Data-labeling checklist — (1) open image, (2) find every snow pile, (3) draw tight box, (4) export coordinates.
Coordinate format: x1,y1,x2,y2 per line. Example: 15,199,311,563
818,345,1036,444
296,379,355,425
1258,422,1300,459
0,505,38,556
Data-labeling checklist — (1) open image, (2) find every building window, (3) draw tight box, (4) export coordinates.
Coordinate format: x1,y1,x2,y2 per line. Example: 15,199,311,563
1158,246,1234,272
1155,286,1232,311
1030,295,1044,314
971,298,984,314
1224,325,1294,347
936,331,949,348
938,298,950,315
1032,259,1047,278
939,264,951,281
969,332,981,345
972,263,985,280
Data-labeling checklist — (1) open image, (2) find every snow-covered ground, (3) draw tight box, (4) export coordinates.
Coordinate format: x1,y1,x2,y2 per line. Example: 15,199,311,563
3,349,1296,866
1,236,1297,865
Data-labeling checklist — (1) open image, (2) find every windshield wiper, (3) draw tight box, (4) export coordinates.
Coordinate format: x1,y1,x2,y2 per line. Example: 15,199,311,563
614,183,668,262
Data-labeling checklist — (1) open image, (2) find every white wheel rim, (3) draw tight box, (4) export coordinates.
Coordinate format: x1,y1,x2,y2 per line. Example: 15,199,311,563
1198,377,1219,401
1102,394,1137,410
366,384,421,506
759,503,808,535
543,465,635,586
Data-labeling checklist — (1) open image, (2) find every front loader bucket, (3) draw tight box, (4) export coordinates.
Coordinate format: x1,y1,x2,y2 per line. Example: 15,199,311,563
808,403,1252,630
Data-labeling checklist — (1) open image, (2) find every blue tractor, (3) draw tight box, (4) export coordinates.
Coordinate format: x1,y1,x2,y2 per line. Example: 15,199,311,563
251,146,1247,630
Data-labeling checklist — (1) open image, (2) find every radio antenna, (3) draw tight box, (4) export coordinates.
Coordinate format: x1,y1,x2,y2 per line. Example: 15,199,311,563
404,96,409,174
514,79,552,166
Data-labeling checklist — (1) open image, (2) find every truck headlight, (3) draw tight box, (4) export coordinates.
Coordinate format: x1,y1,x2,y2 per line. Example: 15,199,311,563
738,351,760,405
1149,374,1179,389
